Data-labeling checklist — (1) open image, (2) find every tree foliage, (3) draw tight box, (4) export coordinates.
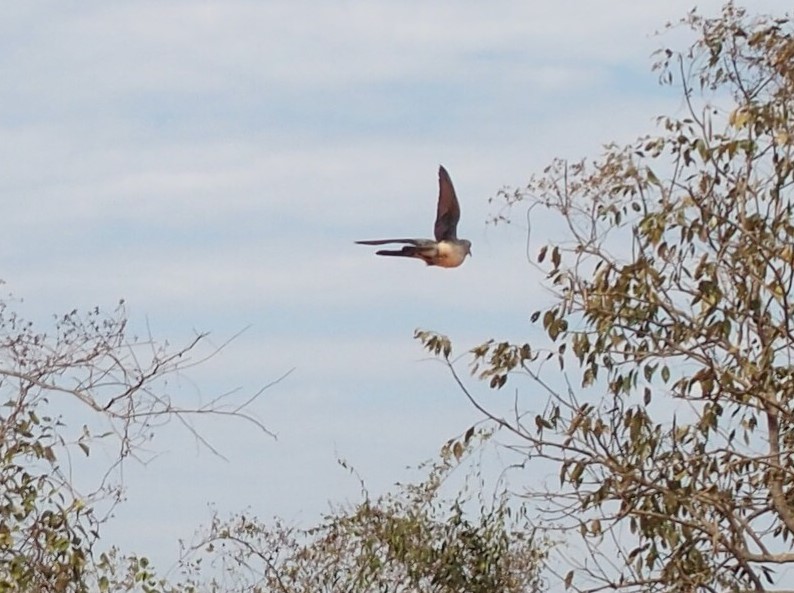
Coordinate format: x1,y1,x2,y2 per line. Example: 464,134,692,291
177,446,547,593
0,298,271,592
419,4,794,593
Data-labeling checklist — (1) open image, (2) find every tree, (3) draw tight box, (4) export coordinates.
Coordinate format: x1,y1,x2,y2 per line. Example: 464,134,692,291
0,295,545,593
0,297,275,592
419,4,794,593
175,442,547,593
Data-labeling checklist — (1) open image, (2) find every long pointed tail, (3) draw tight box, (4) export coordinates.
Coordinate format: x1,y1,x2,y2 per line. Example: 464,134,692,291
375,246,419,258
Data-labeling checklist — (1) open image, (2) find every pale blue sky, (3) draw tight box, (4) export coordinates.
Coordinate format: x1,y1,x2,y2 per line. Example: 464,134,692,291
1,0,783,572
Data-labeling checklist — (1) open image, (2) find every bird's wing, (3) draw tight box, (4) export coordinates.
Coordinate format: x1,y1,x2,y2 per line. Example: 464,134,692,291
355,238,424,246
434,165,461,241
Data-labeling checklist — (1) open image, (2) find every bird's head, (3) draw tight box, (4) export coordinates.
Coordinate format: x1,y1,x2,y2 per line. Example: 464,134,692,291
462,240,472,256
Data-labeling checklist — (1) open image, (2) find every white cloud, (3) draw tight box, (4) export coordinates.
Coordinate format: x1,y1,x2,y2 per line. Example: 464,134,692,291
4,0,748,112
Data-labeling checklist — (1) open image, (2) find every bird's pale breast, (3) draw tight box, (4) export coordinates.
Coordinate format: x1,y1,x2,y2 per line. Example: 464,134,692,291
435,241,468,268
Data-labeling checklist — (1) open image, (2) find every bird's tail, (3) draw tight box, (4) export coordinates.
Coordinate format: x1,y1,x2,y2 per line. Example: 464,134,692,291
375,246,419,258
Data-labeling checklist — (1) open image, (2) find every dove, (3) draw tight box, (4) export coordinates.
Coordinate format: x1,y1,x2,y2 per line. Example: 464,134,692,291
356,165,471,268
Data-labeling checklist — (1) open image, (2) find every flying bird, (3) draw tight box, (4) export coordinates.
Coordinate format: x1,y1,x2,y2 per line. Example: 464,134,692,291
356,165,472,268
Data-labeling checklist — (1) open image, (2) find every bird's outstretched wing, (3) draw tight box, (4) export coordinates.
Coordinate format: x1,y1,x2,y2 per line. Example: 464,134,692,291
434,165,461,241
355,239,423,246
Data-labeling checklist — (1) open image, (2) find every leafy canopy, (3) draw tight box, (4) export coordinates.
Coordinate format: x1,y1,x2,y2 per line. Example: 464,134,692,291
420,4,794,593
